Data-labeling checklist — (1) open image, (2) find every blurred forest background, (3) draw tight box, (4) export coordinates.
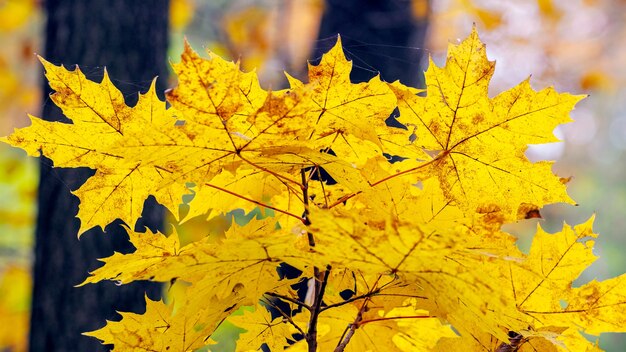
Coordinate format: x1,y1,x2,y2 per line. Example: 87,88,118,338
0,0,625,351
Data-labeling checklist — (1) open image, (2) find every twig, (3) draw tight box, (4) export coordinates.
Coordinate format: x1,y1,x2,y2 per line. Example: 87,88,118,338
204,183,305,223
307,266,331,352
261,297,306,336
334,296,368,352
334,275,383,352
321,289,380,312
301,169,314,244
264,292,311,311
328,191,361,209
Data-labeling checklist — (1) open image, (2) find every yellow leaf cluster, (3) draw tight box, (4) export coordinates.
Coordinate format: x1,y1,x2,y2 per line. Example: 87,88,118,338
4,27,625,352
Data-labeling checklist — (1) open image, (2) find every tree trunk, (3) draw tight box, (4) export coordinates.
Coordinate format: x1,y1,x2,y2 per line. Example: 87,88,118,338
29,1,169,351
314,0,429,87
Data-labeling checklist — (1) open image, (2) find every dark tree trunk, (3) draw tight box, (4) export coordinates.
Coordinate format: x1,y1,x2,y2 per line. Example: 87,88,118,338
29,1,169,351
314,0,429,87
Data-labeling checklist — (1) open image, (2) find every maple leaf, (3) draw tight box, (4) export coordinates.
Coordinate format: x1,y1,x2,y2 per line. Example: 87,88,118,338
305,207,525,341
434,325,602,351
81,219,308,300
0,59,204,234
85,219,312,349
388,27,585,221
512,217,598,313
227,305,296,351
165,41,380,224
276,37,423,166
510,217,626,336
166,41,267,127
437,217,625,351
85,296,212,352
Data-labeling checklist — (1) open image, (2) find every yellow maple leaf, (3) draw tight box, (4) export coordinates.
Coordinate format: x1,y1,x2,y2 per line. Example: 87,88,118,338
228,305,296,351
1,61,192,234
433,325,602,351
167,40,267,127
507,217,626,337
85,219,311,350
441,217,624,350
85,296,211,352
82,218,308,300
306,207,525,341
389,27,585,222
165,41,377,224
512,217,598,313
280,37,417,165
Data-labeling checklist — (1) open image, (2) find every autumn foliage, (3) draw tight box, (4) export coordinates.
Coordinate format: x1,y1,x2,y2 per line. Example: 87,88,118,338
3,28,625,351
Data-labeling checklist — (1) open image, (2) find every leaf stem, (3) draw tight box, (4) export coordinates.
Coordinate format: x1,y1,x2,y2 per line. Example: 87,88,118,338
239,153,303,189
369,157,437,187
203,183,305,223
328,156,440,209
357,315,434,326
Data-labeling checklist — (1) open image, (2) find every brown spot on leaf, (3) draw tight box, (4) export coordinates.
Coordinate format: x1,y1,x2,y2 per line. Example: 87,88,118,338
472,113,485,124
517,203,542,220
476,203,501,214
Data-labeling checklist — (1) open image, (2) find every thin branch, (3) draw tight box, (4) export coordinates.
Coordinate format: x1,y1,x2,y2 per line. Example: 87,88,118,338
264,292,311,311
261,297,306,336
328,191,361,209
334,275,383,352
204,183,305,223
315,166,330,208
334,295,368,352
335,325,350,351
307,266,331,352
301,169,314,245
306,164,318,183
321,289,380,312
